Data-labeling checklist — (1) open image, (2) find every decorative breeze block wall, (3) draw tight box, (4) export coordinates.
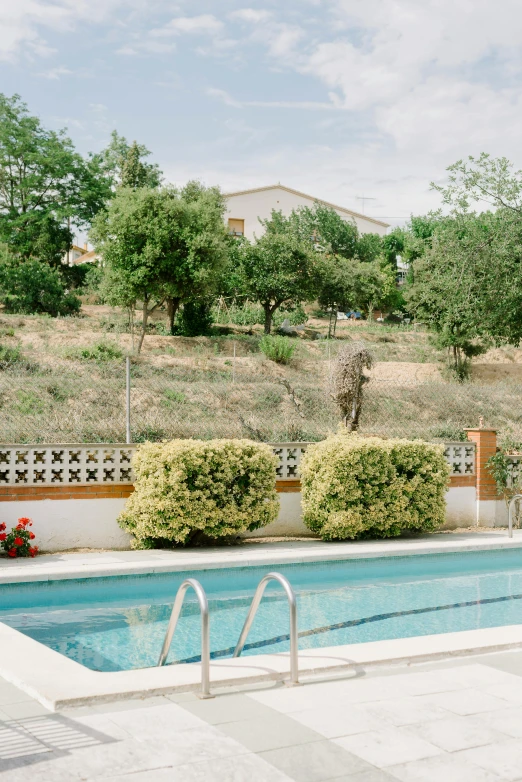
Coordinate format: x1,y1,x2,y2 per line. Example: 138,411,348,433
0,446,135,486
443,443,476,476
0,441,474,486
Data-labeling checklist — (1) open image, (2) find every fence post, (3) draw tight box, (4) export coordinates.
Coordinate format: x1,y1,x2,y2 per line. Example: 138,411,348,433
125,357,131,444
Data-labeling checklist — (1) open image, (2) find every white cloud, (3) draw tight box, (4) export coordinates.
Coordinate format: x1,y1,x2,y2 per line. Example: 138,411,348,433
152,14,223,37
37,65,72,79
0,0,155,62
229,9,272,24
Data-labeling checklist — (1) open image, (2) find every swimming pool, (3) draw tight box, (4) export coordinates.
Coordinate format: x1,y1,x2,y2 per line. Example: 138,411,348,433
2,548,522,673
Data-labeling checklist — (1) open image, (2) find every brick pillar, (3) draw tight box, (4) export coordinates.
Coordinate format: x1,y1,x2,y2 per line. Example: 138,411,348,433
465,428,498,500
465,428,502,525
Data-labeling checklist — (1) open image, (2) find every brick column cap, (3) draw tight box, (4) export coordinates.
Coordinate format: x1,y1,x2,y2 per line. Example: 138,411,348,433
464,428,497,433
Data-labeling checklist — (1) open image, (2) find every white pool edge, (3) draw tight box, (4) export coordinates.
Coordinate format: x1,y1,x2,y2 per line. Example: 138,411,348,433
2,621,522,711
2,533,522,584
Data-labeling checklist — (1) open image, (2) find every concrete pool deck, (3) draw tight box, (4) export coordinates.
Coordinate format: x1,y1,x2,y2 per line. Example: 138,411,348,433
1,529,522,584
5,650,522,780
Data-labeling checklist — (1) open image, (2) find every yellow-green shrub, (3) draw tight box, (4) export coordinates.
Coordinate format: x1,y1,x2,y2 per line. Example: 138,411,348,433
301,432,449,541
118,438,279,547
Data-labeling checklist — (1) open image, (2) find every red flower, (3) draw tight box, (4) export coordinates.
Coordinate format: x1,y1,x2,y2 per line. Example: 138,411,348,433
0,533,6,541
0,523,5,531
18,517,30,526
29,532,35,540
29,546,38,557
14,537,23,546
16,524,23,530
8,548,17,557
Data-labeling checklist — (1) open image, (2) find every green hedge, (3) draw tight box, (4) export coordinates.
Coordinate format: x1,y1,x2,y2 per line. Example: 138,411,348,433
301,432,449,541
118,438,279,547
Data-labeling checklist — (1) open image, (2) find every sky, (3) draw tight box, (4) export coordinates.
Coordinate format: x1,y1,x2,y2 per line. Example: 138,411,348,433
2,0,522,232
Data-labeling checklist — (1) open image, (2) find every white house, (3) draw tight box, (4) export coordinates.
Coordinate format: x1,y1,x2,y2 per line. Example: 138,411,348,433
223,184,389,240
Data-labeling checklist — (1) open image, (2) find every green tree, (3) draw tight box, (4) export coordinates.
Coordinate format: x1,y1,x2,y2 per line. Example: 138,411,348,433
0,246,80,316
355,232,382,263
91,184,228,352
270,202,359,259
381,227,406,270
0,94,110,265
241,218,324,334
95,131,162,191
432,152,522,213
406,209,522,377
319,256,395,336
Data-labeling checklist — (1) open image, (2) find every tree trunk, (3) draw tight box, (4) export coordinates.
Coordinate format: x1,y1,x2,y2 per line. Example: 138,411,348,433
137,299,149,355
263,304,273,335
167,297,180,335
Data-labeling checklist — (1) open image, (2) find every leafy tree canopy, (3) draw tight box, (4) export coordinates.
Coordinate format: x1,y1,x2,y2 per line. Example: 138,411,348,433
0,245,80,316
0,93,111,265
240,213,325,333
95,131,162,191
91,183,228,351
432,152,522,214
406,209,522,376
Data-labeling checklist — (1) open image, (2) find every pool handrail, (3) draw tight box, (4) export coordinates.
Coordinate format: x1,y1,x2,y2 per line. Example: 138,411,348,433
508,494,522,538
157,578,212,698
232,572,299,685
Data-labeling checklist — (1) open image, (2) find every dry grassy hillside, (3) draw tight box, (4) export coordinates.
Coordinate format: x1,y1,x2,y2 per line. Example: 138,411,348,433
0,305,521,444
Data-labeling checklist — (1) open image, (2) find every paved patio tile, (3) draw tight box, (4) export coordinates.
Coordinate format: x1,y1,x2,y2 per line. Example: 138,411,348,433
288,702,390,738
404,714,507,752
474,706,522,739
324,770,397,782
258,739,373,782
335,726,441,768
387,753,504,782
1,700,52,720
424,688,511,716
364,695,450,726
102,701,205,738
218,713,323,752
0,680,34,707
178,692,278,725
457,739,522,780
98,752,295,781
483,680,522,706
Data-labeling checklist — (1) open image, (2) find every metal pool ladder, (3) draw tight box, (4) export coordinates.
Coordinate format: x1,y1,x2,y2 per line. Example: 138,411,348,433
509,494,522,538
158,578,212,699
233,572,300,686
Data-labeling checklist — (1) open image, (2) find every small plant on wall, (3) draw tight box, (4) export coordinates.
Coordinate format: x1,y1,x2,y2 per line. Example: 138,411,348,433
488,437,522,506
0,517,38,558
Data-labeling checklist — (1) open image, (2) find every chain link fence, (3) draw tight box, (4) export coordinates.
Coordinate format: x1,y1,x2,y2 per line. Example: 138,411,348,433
1,349,522,445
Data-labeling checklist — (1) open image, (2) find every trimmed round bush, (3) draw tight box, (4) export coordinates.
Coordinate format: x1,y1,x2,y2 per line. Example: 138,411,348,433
300,432,449,541
118,438,279,547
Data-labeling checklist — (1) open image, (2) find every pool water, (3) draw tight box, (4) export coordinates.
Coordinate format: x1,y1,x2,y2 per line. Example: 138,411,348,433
2,549,522,672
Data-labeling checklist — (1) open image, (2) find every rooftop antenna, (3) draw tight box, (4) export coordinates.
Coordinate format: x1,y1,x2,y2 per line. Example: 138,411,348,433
355,194,377,215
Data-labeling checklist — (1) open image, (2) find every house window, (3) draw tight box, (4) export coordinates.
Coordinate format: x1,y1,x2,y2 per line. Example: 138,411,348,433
228,218,244,237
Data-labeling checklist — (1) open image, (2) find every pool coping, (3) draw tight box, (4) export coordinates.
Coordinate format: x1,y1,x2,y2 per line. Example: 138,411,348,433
2,621,522,711
2,531,522,584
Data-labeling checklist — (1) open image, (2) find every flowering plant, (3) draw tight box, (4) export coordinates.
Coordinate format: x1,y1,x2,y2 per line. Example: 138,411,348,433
0,518,38,558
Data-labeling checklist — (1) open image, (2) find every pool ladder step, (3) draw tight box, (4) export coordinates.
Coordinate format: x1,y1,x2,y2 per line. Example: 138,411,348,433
158,572,299,698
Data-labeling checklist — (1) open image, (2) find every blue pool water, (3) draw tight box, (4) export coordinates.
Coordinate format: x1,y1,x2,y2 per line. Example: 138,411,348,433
2,549,522,672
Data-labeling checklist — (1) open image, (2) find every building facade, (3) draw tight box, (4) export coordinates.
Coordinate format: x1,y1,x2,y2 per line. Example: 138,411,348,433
223,184,389,240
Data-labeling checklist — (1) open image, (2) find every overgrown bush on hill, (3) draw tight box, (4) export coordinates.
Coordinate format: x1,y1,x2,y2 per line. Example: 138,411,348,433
118,438,279,547
259,335,296,364
301,431,449,540
0,257,80,316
